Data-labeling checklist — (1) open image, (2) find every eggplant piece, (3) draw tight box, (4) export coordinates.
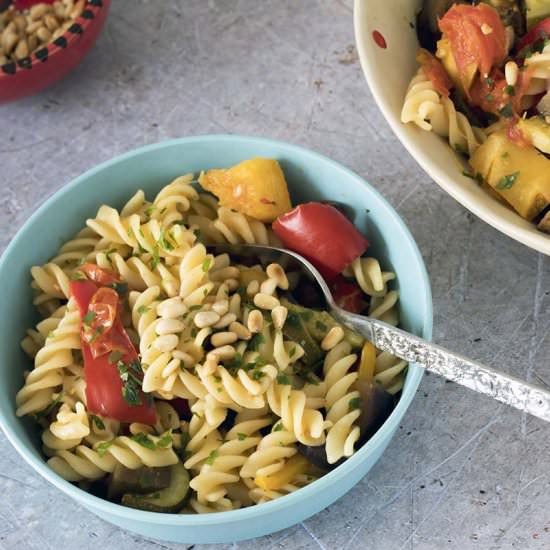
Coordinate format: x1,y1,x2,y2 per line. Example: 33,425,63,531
121,462,190,512
108,464,172,500
417,0,456,51
297,381,395,471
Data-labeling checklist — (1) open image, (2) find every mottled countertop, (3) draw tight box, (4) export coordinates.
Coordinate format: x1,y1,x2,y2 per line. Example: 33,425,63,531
1,1,550,549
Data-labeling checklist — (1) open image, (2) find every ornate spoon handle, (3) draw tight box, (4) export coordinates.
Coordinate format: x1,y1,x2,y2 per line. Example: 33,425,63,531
334,311,550,423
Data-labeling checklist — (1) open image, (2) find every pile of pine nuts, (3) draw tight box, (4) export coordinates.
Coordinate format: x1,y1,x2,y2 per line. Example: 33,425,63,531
0,0,86,65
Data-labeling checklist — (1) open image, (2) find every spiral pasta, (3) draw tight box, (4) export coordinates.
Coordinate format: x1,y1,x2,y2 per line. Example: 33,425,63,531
323,342,360,464
401,69,485,156
16,300,81,417
18,168,408,514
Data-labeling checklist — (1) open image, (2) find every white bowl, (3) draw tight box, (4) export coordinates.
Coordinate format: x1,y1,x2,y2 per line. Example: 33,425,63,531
354,0,550,256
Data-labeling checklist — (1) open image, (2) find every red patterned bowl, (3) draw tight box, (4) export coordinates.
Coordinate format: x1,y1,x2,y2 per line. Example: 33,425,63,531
0,0,110,104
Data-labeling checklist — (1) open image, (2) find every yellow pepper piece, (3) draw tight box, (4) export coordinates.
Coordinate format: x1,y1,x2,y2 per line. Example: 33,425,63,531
254,454,309,491
199,158,292,222
358,341,376,382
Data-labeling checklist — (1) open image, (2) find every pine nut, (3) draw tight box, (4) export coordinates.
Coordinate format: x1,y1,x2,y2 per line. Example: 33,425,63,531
14,39,28,59
194,327,212,347
505,61,518,87
211,331,238,347
229,321,251,340
202,356,218,375
2,32,18,54
213,312,237,329
266,263,289,290
260,277,278,296
155,318,185,335
30,4,51,21
208,345,235,361
14,15,26,33
212,299,229,316
54,2,66,19
194,311,220,328
172,350,195,368
28,34,38,51
209,266,240,281
26,21,43,34
271,305,288,330
36,26,52,42
246,280,259,297
254,293,279,310
153,334,179,352
70,0,85,20
157,297,187,318
44,15,60,31
162,359,180,378
321,326,345,351
247,309,263,333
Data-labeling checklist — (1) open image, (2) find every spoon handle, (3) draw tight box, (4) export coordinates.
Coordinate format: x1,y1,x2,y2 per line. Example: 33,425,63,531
335,311,550,423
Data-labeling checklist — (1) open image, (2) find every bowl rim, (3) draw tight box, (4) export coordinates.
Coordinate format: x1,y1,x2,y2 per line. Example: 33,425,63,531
0,0,108,76
0,134,433,525
353,0,550,256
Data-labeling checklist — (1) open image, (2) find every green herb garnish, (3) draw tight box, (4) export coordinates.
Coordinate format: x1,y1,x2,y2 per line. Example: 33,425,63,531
504,85,515,96
202,258,212,272
277,373,292,385
349,397,362,411
496,171,519,190
248,333,265,351
499,103,513,118
131,432,157,450
96,440,113,457
91,415,105,430
237,433,247,441
156,432,173,448
83,311,96,325
70,271,86,281
205,449,219,465
273,422,283,432
137,304,150,315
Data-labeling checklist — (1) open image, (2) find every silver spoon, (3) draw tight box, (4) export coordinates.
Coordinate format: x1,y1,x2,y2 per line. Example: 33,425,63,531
207,243,550,423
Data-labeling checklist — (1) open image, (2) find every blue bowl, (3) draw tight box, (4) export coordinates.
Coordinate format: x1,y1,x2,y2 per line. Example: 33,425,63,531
0,135,432,544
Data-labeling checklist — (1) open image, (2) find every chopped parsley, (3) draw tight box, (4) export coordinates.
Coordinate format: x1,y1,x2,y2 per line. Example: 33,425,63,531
158,230,174,251
108,281,128,297
96,440,113,457
496,171,520,190
252,369,266,380
201,258,212,272
83,311,96,325
150,245,161,270
137,304,150,315
504,85,515,96
299,310,313,322
91,415,105,431
189,304,202,311
69,271,86,281
117,359,144,406
34,393,63,419
349,397,362,411
144,205,157,218
205,449,219,465
288,346,296,358
131,432,157,450
285,311,301,328
485,93,494,103
315,320,327,332
499,102,513,118
248,333,265,351
237,433,247,441
225,353,243,372
501,151,510,159
484,77,494,87
272,422,283,432
277,373,292,385
193,228,201,240
156,432,173,448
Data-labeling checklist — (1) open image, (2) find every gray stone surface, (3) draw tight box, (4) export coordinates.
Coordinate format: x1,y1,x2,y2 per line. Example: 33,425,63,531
1,0,549,548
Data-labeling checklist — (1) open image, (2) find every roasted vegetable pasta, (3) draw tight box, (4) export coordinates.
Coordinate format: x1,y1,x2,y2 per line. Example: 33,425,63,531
404,1,550,233
17,159,407,513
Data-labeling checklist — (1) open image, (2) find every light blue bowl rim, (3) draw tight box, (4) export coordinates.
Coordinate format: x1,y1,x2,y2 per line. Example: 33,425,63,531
0,134,433,526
